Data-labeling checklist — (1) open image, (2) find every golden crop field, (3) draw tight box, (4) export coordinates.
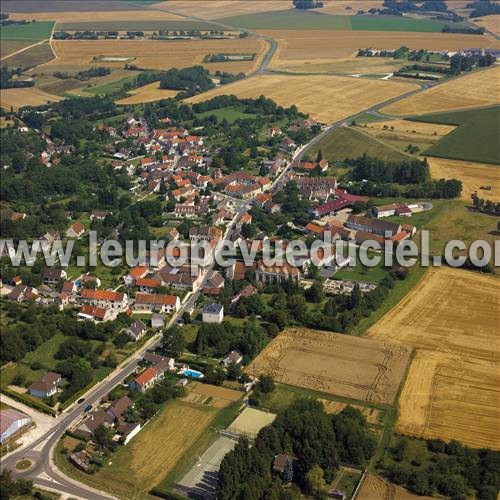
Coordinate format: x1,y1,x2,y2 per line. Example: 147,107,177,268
262,29,500,69
473,15,500,37
153,0,287,19
8,10,185,22
428,157,500,202
187,74,418,123
246,328,411,404
381,66,500,115
318,0,384,15
358,473,433,500
0,87,62,110
368,267,500,449
116,81,179,105
182,381,242,409
87,400,217,499
47,37,267,74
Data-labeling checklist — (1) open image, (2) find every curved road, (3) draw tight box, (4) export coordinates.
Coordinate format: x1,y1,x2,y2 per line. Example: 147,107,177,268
1,11,464,497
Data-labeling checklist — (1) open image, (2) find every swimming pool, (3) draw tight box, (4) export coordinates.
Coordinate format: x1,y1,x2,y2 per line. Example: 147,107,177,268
181,368,204,379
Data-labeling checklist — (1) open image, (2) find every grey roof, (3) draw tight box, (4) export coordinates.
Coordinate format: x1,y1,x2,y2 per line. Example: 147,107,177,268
203,303,223,314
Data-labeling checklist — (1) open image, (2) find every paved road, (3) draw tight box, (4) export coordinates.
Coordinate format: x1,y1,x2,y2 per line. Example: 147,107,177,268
0,43,457,499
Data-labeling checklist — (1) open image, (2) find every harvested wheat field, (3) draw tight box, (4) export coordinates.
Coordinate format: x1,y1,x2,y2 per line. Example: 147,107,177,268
318,0,384,15
397,350,499,449
47,37,266,74
8,10,185,22
382,66,500,116
116,81,179,105
246,328,411,404
187,75,418,123
357,473,433,500
368,267,500,448
473,15,500,37
428,157,500,202
262,30,499,67
154,0,287,19
182,382,242,409
0,87,62,110
227,407,276,438
320,399,383,424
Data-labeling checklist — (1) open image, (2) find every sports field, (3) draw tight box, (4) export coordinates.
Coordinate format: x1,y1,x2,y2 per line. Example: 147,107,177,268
246,328,411,405
305,126,410,162
47,37,266,74
0,87,62,111
368,267,500,449
227,407,276,438
381,66,500,116
410,106,500,165
428,157,500,202
116,81,179,105
217,10,462,32
186,74,418,124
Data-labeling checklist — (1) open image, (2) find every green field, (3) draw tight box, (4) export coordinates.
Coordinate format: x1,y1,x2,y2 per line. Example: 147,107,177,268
1,21,54,41
56,20,221,31
409,106,500,165
218,10,458,32
195,106,257,123
23,333,68,368
306,126,410,163
83,75,139,96
0,21,54,57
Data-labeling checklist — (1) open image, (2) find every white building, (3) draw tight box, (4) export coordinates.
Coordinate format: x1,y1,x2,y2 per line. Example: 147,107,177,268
0,409,32,444
202,303,224,324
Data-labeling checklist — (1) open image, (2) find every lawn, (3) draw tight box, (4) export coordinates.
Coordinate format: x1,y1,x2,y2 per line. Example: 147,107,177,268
335,468,363,499
305,126,409,163
195,107,257,124
217,11,457,32
23,332,67,368
410,105,500,165
334,250,389,284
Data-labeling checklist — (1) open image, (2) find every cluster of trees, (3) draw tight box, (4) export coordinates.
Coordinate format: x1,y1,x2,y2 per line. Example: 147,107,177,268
345,155,462,199
468,0,500,18
348,155,430,184
218,400,375,499
194,317,275,360
0,66,34,89
442,24,485,34
0,471,33,499
385,436,500,499
293,0,324,8
471,193,500,216
159,65,214,93
380,0,448,15
215,70,246,85
53,67,111,81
